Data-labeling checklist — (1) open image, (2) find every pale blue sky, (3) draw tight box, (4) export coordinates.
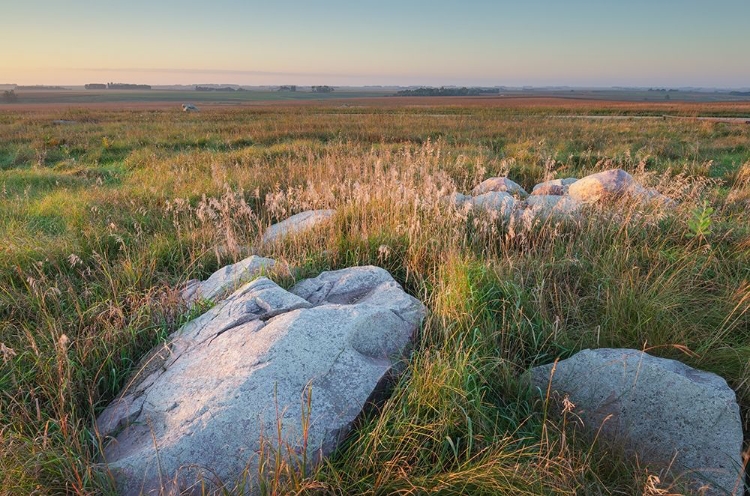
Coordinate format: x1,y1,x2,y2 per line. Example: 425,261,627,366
1,0,748,87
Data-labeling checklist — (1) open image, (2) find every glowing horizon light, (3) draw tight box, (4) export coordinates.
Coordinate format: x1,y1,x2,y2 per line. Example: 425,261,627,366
1,0,748,88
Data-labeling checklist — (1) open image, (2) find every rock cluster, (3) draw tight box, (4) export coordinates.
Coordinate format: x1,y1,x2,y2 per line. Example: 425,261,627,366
530,349,744,495
447,169,672,224
98,263,425,495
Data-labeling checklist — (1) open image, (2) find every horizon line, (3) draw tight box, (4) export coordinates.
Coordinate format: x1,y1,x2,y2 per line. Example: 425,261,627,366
3,83,750,91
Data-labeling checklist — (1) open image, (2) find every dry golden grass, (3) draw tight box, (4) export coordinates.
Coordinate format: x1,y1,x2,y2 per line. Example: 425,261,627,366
0,104,748,494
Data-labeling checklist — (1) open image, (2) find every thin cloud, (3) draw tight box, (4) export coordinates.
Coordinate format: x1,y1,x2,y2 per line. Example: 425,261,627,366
76,67,369,78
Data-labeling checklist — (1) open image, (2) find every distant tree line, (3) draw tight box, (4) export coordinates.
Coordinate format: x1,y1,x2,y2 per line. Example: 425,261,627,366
85,83,151,90
278,85,297,92
2,90,18,103
396,87,500,97
648,88,679,92
108,83,151,90
16,85,68,90
311,85,334,93
195,86,238,92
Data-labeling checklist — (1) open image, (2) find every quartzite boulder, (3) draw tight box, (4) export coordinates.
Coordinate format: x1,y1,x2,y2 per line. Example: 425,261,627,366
471,177,528,197
98,265,425,495
262,209,335,244
530,349,744,495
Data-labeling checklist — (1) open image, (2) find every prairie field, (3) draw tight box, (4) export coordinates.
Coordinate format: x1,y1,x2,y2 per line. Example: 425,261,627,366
1,100,749,494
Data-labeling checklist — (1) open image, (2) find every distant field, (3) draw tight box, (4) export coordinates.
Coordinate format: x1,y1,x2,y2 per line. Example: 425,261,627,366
3,89,750,118
0,88,393,106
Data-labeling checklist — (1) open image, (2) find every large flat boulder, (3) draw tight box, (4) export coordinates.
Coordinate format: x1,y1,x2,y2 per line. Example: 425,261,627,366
98,266,425,495
530,349,744,495
261,209,335,244
471,177,528,197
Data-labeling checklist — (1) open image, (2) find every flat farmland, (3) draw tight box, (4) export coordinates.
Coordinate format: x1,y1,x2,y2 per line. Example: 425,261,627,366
4,89,750,115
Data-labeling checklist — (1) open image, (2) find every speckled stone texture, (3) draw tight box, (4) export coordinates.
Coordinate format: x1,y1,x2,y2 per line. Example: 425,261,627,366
531,348,744,495
98,265,425,495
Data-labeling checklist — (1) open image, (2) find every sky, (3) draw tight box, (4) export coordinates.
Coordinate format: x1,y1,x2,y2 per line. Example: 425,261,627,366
1,0,749,88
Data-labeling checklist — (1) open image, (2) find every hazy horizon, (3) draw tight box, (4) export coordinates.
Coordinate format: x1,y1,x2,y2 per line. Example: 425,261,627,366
2,0,749,88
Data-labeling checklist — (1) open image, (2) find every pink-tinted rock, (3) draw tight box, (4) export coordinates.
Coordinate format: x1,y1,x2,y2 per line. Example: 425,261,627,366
471,177,527,197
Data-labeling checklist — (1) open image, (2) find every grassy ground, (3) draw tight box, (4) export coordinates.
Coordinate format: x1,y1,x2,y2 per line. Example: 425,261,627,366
0,103,748,494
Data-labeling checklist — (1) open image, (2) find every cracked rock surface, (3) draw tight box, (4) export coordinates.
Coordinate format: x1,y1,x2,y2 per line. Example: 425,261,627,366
530,349,744,495
97,265,425,495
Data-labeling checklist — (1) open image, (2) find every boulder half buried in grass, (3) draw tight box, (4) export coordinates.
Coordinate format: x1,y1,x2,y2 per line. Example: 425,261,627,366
470,191,518,220
97,265,425,495
568,168,671,205
513,195,583,224
261,209,335,244
530,349,744,495
568,169,636,203
471,176,528,197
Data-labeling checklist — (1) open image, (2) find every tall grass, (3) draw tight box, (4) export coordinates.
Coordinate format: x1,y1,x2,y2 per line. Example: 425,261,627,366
1,105,748,494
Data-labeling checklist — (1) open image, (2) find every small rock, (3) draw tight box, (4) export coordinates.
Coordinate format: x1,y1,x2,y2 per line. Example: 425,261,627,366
530,349,744,495
629,182,676,206
531,177,578,195
262,209,335,244
472,177,528,197
530,184,566,196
